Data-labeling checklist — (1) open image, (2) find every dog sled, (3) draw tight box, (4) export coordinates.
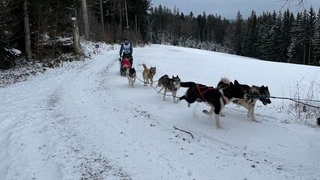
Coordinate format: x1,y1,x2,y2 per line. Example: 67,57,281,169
119,56,132,76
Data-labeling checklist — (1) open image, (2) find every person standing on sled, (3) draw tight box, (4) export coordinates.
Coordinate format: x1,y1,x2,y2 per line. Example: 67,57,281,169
119,38,133,66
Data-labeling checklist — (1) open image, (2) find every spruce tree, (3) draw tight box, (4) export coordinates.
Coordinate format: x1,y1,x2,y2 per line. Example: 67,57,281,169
279,10,294,62
243,11,258,58
312,9,320,65
233,11,244,55
306,7,317,65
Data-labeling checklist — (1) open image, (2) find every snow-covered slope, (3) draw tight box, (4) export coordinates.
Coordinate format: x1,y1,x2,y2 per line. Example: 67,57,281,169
0,44,319,180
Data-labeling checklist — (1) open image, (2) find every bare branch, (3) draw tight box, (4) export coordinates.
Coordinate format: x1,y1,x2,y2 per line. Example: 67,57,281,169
173,126,194,139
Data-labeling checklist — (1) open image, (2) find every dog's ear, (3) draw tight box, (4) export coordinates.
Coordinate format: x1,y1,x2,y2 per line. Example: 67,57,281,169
234,80,240,86
261,85,268,90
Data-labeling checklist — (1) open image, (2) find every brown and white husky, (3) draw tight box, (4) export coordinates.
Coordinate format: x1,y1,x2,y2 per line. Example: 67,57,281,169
142,64,156,86
157,74,181,103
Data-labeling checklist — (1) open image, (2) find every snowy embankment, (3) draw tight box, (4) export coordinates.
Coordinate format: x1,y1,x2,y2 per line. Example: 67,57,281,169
0,43,319,180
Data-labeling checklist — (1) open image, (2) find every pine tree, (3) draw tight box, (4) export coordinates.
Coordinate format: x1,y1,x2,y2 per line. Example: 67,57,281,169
290,12,306,64
312,9,320,65
128,0,150,41
279,10,294,62
0,1,20,69
233,11,244,55
267,12,282,61
306,7,317,65
243,11,257,57
196,13,207,42
256,12,275,60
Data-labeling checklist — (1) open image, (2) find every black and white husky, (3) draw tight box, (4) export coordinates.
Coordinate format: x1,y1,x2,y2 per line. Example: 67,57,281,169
126,67,136,86
179,80,245,128
217,78,271,121
157,74,181,103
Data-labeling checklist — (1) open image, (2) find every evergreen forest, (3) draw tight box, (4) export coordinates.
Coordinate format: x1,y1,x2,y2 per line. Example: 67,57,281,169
1,0,320,69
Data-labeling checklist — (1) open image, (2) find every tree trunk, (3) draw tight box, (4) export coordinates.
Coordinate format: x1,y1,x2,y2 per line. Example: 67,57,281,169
135,15,138,35
119,1,122,37
124,0,129,28
99,0,105,34
72,17,82,55
81,0,90,40
23,0,32,61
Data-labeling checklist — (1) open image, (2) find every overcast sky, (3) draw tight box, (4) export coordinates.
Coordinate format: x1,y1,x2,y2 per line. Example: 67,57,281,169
151,0,320,19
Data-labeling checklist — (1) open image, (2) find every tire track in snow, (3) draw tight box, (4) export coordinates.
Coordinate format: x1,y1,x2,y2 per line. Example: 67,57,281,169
43,54,131,179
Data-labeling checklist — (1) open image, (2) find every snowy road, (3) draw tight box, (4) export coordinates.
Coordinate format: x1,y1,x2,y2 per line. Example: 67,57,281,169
1,44,320,179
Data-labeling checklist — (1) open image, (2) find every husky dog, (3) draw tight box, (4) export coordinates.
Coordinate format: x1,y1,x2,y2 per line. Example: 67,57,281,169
217,78,271,121
126,67,136,86
157,74,181,103
179,80,244,128
142,63,156,86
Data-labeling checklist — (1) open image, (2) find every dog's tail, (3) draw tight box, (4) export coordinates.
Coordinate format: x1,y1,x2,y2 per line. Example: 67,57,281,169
217,77,230,89
220,77,230,84
142,63,147,70
180,82,196,88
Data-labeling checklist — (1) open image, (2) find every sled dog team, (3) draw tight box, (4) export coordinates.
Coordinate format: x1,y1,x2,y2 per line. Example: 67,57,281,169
125,63,271,129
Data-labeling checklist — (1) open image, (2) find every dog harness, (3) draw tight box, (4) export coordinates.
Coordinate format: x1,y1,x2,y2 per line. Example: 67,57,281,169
196,84,227,105
122,58,131,68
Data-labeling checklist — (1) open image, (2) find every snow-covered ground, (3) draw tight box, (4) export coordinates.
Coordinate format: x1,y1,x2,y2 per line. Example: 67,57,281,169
0,43,320,180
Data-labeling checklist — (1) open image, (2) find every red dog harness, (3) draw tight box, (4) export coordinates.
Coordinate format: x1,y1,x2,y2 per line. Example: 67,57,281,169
196,84,227,105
